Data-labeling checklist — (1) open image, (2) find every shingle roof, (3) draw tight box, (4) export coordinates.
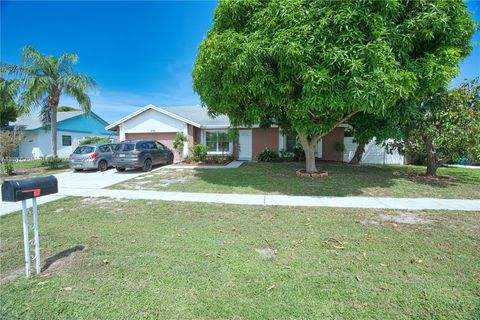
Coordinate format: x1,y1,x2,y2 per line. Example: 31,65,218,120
162,106,230,127
105,104,231,130
12,111,84,130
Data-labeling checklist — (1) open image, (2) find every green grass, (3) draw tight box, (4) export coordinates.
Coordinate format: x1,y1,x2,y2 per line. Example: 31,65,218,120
1,197,479,319
111,162,480,199
1,160,69,180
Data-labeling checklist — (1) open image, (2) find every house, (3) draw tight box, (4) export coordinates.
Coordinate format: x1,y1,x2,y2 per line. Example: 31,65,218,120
12,111,115,159
106,104,348,162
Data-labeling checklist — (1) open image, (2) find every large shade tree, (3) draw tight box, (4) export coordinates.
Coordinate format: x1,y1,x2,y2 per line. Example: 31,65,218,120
193,0,474,173
395,79,480,177
1,46,96,157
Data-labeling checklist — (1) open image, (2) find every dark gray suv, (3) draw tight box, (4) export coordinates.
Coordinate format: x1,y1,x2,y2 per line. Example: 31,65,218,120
113,140,174,172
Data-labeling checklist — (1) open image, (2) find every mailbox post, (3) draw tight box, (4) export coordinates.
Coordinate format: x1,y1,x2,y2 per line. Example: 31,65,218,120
1,175,58,277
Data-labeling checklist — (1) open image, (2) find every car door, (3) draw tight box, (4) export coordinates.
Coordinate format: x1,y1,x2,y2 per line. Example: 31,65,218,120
147,141,161,164
100,144,114,166
155,142,169,163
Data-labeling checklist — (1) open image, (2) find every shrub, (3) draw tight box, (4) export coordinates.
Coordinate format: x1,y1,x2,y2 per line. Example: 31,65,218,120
41,156,68,169
80,137,111,145
257,148,276,162
0,130,24,175
279,149,295,161
173,132,188,156
183,155,193,164
191,144,208,162
293,144,305,161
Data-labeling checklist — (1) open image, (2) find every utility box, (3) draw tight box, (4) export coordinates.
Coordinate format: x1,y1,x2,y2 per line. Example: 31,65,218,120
2,175,58,202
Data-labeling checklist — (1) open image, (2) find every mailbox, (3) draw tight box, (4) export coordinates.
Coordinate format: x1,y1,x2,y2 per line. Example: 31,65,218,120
1,175,58,278
2,175,58,202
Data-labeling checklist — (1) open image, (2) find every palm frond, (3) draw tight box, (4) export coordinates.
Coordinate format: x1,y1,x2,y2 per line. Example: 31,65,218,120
63,83,92,113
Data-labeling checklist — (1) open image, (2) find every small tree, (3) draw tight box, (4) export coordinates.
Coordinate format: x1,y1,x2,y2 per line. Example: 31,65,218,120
173,132,188,159
347,113,401,165
193,0,474,173
0,129,24,175
396,79,480,177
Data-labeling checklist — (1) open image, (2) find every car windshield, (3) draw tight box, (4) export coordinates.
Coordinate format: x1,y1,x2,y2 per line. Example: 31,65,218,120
74,146,95,154
114,143,134,152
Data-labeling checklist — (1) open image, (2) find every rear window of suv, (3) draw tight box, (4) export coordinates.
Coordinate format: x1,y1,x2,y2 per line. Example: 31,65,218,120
114,143,134,152
74,146,95,154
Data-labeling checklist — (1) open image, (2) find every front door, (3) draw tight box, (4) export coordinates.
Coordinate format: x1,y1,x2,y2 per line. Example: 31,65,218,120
238,130,252,160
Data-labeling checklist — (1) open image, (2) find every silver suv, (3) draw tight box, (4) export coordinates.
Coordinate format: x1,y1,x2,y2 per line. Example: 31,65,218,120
69,143,115,172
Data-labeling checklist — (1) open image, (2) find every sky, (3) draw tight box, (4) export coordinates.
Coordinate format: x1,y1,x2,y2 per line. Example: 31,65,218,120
1,0,479,124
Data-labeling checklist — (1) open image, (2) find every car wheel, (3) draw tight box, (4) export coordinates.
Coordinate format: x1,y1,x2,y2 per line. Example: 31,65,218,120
74,168,83,172
116,167,126,172
168,154,174,164
142,159,152,172
98,160,108,172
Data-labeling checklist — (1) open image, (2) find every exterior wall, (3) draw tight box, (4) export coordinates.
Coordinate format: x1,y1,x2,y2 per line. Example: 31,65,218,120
343,137,404,165
119,108,187,142
193,127,201,144
252,128,279,160
18,129,111,159
321,127,345,162
124,132,181,161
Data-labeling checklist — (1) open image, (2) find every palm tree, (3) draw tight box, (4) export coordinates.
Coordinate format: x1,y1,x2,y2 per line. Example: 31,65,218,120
0,46,96,157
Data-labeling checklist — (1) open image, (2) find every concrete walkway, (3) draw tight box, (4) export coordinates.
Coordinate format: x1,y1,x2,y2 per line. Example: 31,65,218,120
163,160,244,169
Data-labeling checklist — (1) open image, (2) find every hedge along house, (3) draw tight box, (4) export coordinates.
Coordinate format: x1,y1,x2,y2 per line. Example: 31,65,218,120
12,111,114,159
106,104,346,162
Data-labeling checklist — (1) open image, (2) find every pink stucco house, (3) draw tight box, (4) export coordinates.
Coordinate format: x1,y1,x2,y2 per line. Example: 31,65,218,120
106,104,345,161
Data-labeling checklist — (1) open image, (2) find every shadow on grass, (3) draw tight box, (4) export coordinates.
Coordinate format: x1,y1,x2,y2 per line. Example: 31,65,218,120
41,245,86,272
189,161,478,197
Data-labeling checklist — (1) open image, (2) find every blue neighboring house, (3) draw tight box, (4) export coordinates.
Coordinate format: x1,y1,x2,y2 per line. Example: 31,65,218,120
12,111,115,159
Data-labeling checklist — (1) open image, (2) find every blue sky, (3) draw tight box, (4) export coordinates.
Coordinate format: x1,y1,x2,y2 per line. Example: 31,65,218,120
1,0,479,123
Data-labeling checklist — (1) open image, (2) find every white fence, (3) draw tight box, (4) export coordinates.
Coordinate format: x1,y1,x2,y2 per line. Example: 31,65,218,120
343,137,404,165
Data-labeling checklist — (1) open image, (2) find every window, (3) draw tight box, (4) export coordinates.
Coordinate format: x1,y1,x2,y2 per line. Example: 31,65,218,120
286,134,297,151
98,145,112,152
155,142,166,150
115,143,134,151
205,131,230,153
74,146,94,154
62,135,72,146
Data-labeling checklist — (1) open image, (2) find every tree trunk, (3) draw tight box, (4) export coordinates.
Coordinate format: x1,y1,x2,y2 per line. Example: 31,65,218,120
425,138,438,177
50,104,58,157
349,142,365,165
298,134,320,173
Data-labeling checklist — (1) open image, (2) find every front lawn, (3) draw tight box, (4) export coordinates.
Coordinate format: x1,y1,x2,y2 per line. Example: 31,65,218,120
1,197,479,319
111,162,480,199
1,159,69,180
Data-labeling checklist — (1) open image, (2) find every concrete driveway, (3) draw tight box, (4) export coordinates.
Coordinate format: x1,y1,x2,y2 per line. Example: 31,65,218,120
0,168,149,216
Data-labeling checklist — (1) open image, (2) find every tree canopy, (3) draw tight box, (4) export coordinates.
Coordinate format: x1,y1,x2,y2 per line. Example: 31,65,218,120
193,0,475,172
0,78,21,127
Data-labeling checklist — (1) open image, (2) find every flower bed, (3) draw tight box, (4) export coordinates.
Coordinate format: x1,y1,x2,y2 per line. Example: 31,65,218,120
296,169,329,177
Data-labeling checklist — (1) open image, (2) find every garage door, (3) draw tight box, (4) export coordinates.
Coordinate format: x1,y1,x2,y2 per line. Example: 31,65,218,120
124,132,180,161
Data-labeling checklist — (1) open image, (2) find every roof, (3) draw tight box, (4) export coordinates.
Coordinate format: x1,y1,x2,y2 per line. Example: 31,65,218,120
12,111,84,130
106,104,230,130
12,111,110,131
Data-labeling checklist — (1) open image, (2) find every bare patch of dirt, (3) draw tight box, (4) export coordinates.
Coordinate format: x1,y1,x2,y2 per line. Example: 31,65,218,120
0,245,87,284
415,174,451,181
255,247,276,259
362,211,431,226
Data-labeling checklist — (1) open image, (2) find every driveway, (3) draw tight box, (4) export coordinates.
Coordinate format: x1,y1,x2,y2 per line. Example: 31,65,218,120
0,168,149,216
